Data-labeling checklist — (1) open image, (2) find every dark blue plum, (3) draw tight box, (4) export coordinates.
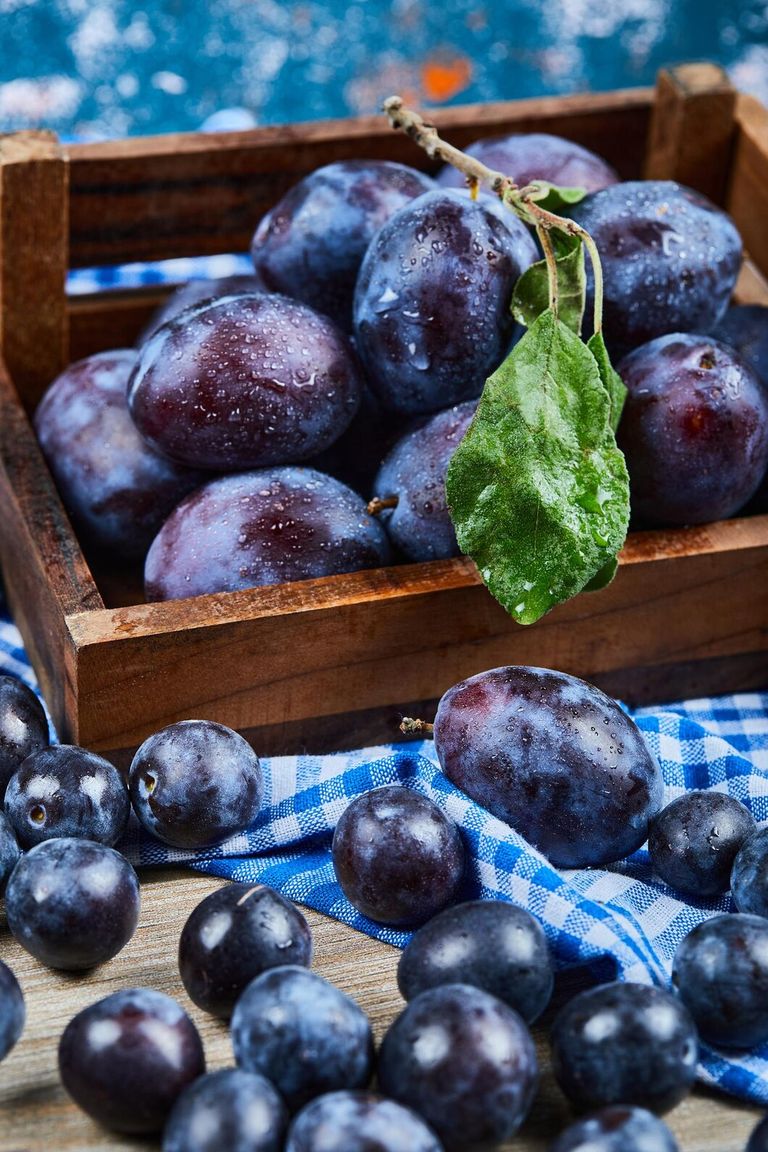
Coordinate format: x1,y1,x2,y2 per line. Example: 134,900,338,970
673,913,768,1048
59,987,206,1134
648,790,755,898
433,666,663,868
378,983,538,1152
179,882,313,1018
568,181,742,358
353,189,537,415
436,133,618,194
0,960,24,1063
0,675,48,798
34,350,204,559
397,899,553,1023
549,1106,679,1152
712,304,768,385
231,965,374,1111
370,401,475,561
139,273,267,345
748,1115,768,1152
129,719,263,850
251,160,436,332
331,785,465,926
144,467,392,601
128,293,363,471
550,982,698,1113
0,811,20,895
5,837,140,970
617,334,768,526
163,1068,287,1152
5,744,130,848
286,1091,444,1152
732,827,768,916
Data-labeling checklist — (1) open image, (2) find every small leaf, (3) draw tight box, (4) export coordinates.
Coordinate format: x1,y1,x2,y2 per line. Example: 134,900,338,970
587,330,628,433
511,231,586,336
447,310,630,625
525,181,587,212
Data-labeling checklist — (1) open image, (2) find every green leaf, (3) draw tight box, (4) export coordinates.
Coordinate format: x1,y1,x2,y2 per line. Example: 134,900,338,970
446,310,630,625
525,181,587,212
511,231,586,336
583,556,619,592
587,330,628,433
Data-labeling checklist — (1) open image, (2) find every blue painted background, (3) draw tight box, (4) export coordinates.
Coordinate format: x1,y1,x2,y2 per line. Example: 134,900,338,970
0,1,766,138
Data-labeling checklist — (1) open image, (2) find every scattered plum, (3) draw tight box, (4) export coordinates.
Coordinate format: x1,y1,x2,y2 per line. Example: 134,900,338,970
550,981,698,1113
397,899,553,1022
163,1068,287,1152
5,838,140,970
378,983,538,1151
0,961,24,1063
353,189,537,415
5,744,130,848
286,1090,444,1152
251,160,436,331
0,675,49,799
129,719,263,850
671,913,768,1048
144,467,392,601
648,790,755,898
730,827,768,917
549,1106,679,1152
568,182,742,358
432,666,663,868
231,965,374,1111
59,987,205,1134
0,812,20,894
179,882,313,1018
34,350,204,559
331,785,465,926
617,334,768,526
128,293,363,470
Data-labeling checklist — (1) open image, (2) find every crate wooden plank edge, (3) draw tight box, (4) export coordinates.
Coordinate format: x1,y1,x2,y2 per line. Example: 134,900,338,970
63,86,654,268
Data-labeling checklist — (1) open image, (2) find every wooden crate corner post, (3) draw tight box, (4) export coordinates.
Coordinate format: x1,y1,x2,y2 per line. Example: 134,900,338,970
0,130,70,411
645,62,737,202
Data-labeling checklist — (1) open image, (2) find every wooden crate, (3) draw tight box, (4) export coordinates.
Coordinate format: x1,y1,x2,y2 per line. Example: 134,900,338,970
0,62,767,762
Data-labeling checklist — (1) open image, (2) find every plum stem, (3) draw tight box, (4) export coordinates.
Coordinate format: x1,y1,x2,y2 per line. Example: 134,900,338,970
400,717,435,736
367,494,399,516
383,95,606,334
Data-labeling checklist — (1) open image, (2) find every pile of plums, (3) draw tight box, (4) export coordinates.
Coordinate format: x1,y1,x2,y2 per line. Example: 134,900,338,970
4,659,768,1148
32,130,768,605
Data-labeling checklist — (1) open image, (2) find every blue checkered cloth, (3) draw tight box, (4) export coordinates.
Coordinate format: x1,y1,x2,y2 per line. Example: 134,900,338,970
2,590,768,1104
4,157,768,1103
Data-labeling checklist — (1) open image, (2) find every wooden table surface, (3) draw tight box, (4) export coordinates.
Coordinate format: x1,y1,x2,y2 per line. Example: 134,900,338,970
0,869,762,1152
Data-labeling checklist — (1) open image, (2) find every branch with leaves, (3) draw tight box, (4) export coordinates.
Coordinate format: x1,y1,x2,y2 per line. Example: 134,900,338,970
383,97,630,625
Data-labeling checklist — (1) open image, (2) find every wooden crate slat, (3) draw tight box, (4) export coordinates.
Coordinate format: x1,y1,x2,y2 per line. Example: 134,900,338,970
64,517,768,752
0,132,69,410
0,354,103,731
644,62,737,202
64,89,653,267
729,94,768,279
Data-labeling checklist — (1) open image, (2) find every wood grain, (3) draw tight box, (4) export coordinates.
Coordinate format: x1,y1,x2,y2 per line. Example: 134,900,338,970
0,132,69,411
644,63,736,202
0,872,760,1152
729,94,768,280
63,89,652,268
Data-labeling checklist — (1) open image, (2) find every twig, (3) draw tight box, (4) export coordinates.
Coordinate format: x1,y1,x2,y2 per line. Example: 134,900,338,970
367,495,399,516
383,96,605,333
